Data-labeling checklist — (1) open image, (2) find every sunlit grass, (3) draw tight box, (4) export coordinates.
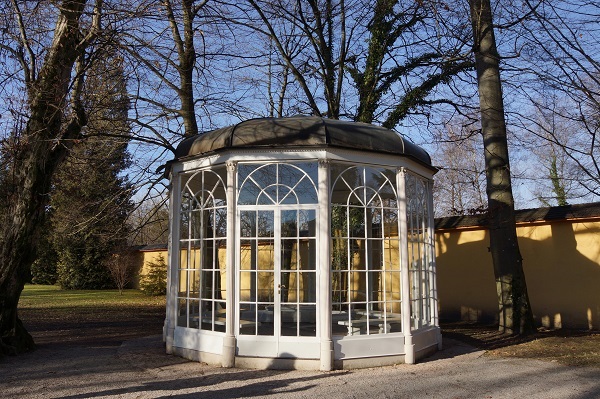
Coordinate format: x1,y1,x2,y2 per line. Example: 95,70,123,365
19,284,166,309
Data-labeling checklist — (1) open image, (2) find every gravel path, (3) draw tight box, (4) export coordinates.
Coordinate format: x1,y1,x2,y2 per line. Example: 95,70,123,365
1,335,599,399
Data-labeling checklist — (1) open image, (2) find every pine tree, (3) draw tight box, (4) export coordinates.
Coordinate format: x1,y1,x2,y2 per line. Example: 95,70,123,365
37,50,133,290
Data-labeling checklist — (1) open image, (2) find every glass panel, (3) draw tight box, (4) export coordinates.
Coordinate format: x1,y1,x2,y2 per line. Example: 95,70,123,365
278,164,301,191
331,271,347,303
348,188,364,206
349,208,365,237
350,271,366,302
215,208,227,237
297,162,318,181
255,164,277,188
299,239,316,270
240,211,256,237
180,211,190,240
239,240,254,270
331,206,347,235
350,240,366,270
281,210,297,237
296,181,318,204
215,239,226,268
280,272,293,302
239,304,257,335
281,240,296,271
177,299,187,327
188,300,200,329
279,185,297,204
299,210,316,237
342,167,363,189
331,238,348,271
238,179,261,205
200,300,212,326
257,241,274,270
369,240,383,270
258,211,274,237
257,185,277,205
190,210,202,240
189,269,201,296
189,247,201,270
299,304,316,336
239,271,255,301
257,272,274,302
257,303,274,336
201,270,213,299
368,271,384,302
178,269,188,297
298,272,316,303
281,304,298,336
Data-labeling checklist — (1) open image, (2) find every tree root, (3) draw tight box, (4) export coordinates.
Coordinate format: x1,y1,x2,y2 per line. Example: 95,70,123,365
1,318,36,356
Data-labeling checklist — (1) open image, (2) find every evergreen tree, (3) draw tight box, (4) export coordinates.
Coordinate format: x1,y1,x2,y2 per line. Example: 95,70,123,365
35,50,133,289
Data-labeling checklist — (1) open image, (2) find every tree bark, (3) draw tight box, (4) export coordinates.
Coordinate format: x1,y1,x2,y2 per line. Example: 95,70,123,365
469,0,535,334
0,0,96,355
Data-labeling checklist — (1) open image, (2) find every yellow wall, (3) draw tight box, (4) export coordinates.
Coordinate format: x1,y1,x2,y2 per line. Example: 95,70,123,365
435,219,600,329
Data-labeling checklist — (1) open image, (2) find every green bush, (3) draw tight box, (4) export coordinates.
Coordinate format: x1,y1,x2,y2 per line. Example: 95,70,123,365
139,253,167,296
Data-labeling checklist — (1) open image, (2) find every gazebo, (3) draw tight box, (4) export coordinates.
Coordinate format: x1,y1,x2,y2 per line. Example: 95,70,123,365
163,116,440,370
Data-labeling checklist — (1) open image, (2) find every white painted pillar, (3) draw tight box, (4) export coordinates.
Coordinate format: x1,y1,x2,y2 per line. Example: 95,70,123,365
318,159,333,371
165,170,181,354
397,168,415,364
222,161,237,367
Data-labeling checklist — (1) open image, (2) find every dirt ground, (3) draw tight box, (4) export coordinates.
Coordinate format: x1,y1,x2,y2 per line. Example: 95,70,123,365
1,305,599,398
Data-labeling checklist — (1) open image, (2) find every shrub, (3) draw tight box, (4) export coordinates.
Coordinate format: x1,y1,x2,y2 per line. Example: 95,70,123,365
139,253,167,296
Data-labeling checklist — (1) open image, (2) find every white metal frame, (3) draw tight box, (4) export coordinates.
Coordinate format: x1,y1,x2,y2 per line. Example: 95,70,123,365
235,161,321,359
165,147,439,369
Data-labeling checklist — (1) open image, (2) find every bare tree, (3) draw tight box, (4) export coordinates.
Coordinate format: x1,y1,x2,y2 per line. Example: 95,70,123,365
105,250,137,294
518,97,584,206
468,0,535,335
509,1,600,199
220,0,471,124
432,119,486,216
0,0,103,354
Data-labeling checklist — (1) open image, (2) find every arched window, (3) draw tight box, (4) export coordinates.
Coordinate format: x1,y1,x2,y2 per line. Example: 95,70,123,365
330,165,402,336
237,162,319,340
405,172,434,329
178,167,227,332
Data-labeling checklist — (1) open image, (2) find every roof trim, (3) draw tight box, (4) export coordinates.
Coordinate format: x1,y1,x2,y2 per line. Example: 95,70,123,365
435,202,600,230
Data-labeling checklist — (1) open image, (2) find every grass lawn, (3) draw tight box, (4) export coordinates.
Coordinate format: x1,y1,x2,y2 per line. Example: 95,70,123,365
18,284,166,347
19,284,166,308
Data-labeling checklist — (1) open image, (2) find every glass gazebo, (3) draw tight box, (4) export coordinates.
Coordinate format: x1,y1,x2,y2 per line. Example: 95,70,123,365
163,116,440,370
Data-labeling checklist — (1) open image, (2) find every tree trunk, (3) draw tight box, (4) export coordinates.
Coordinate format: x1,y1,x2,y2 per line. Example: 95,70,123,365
0,0,94,355
469,0,535,335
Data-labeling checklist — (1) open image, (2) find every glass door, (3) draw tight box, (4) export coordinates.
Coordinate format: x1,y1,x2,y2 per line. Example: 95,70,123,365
238,207,317,356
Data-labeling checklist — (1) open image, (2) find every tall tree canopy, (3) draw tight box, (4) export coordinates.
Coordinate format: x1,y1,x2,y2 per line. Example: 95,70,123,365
50,49,133,289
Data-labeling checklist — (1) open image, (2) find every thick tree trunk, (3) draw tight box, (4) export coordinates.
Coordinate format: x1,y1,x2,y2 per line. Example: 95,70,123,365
469,0,535,335
0,0,93,355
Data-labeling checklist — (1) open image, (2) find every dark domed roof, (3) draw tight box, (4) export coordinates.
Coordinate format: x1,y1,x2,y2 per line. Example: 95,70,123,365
174,116,432,166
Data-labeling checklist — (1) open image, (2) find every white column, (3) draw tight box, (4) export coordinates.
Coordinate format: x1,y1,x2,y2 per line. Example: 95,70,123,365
222,161,237,367
318,159,333,371
165,170,181,354
397,168,415,364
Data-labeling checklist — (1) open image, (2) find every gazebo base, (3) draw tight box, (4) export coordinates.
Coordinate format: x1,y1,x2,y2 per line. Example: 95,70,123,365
169,328,442,370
